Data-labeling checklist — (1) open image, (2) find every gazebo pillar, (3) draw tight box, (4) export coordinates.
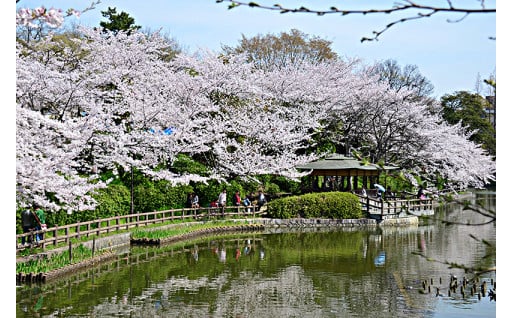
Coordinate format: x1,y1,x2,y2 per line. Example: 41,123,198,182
352,176,358,191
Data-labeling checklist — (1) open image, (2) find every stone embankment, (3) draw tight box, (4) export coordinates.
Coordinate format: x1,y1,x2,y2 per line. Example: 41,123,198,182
257,216,418,227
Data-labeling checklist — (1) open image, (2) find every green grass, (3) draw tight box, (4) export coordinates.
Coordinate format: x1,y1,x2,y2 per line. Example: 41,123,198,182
16,244,108,274
131,220,248,239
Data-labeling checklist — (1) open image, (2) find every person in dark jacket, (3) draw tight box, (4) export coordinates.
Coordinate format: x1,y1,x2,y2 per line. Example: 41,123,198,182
21,209,34,245
185,193,193,209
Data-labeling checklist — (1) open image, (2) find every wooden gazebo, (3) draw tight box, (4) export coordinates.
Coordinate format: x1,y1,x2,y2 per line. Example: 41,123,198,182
296,154,399,193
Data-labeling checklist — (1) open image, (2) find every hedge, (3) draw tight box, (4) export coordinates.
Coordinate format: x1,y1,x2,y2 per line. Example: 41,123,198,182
266,191,362,219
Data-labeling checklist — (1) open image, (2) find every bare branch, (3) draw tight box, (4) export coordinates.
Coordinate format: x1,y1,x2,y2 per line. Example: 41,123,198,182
215,1,495,41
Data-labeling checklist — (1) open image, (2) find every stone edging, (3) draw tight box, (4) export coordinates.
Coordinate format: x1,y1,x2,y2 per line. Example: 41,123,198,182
256,216,418,227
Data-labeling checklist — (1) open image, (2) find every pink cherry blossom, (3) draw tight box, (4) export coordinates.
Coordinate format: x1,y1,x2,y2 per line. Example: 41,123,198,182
16,26,495,212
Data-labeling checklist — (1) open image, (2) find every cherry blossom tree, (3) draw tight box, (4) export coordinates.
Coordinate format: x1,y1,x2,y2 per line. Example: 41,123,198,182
16,1,99,43
184,53,361,180
16,105,105,212
15,1,98,29
330,69,495,190
16,28,215,210
16,27,329,210
17,25,495,212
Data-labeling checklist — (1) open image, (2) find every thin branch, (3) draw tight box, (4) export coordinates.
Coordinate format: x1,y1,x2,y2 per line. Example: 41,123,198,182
215,0,495,41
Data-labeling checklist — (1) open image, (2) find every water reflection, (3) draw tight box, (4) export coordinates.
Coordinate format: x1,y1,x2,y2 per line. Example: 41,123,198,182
16,191,496,317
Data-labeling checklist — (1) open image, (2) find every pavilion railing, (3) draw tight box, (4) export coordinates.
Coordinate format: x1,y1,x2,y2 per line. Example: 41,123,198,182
355,194,434,217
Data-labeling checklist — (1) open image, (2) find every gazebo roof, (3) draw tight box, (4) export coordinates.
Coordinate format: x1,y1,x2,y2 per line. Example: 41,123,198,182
296,154,399,176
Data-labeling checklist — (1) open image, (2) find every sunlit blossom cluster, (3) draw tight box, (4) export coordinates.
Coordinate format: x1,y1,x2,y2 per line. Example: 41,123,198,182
16,6,81,29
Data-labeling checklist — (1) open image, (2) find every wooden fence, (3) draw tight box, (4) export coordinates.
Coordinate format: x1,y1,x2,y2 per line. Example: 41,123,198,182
16,205,265,251
356,194,434,219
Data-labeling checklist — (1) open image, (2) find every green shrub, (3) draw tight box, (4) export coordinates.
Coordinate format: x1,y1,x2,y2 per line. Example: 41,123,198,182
267,191,362,219
92,183,131,217
134,181,192,212
265,183,280,196
271,176,301,194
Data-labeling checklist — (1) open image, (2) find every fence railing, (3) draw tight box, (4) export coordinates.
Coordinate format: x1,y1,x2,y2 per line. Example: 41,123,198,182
356,194,434,217
16,205,265,251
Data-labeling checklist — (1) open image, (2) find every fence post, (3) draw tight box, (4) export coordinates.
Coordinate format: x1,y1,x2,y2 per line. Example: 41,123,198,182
65,227,69,244
92,238,96,257
53,226,58,246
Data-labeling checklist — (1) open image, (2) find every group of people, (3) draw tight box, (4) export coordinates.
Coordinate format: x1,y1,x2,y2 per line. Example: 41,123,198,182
203,190,267,212
20,205,46,246
359,185,396,200
358,184,428,201
417,186,427,200
242,191,267,212
239,190,267,211
185,192,200,209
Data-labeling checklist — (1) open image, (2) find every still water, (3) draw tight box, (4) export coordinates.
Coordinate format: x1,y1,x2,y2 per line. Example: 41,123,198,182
16,191,496,317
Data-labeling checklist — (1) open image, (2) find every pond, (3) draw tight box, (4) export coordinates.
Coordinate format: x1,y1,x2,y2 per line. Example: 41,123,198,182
16,190,496,317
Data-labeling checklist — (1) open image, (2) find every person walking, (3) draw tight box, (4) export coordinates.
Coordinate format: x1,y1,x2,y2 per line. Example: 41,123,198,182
218,189,227,216
21,208,35,246
191,192,200,219
243,195,252,212
233,190,241,208
185,192,193,209
32,204,46,243
257,190,266,211
232,190,241,214
192,193,199,208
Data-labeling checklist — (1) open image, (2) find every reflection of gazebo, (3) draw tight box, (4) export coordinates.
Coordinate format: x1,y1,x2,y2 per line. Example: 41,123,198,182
296,154,399,192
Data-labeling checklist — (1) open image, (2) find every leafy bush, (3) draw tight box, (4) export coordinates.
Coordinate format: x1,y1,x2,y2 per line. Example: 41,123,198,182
274,176,301,194
265,183,280,196
92,183,131,217
134,180,192,212
267,191,362,219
